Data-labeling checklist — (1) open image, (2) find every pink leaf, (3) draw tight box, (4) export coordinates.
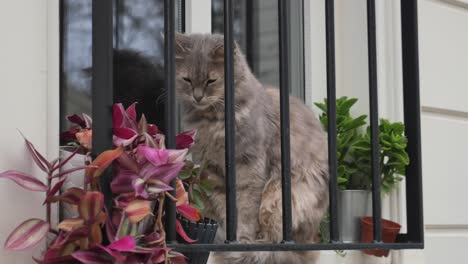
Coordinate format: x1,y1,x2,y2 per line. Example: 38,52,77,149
141,162,185,184
76,130,92,150
124,199,151,223
79,192,104,222
82,113,93,128
132,178,149,199
52,147,82,173
0,170,47,192
4,218,49,251
107,236,136,251
137,146,169,166
44,177,67,204
146,124,160,136
177,204,201,222
95,244,126,262
111,170,138,194
113,104,124,128
113,103,137,130
113,127,137,140
19,132,50,172
66,114,86,128
71,250,114,264
168,149,188,163
176,220,197,243
116,151,139,172
51,166,90,179
176,130,196,149
46,187,85,205
126,103,137,121
111,169,138,194
175,179,188,206
146,179,174,194
112,134,138,147
86,147,123,181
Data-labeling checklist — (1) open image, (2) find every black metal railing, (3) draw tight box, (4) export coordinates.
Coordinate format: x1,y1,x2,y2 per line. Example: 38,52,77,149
90,0,424,252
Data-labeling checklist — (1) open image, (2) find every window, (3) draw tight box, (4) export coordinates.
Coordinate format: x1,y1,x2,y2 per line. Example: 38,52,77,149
60,0,424,254
212,0,305,100
61,0,184,134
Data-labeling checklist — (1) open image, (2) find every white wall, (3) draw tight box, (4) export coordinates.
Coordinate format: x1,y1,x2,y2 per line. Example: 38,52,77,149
0,1,59,263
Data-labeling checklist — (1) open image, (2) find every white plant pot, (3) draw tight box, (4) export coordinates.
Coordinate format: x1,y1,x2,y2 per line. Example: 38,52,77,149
338,190,372,242
59,147,88,219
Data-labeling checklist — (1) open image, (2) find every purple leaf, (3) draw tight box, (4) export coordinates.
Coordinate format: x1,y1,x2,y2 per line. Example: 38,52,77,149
4,218,49,251
82,113,93,128
141,162,185,184
176,130,196,149
50,166,90,179
146,179,173,194
176,220,197,243
66,114,86,128
137,146,169,166
116,151,139,173
168,149,188,163
46,187,85,205
107,236,136,251
72,250,114,264
38,255,81,264
126,103,137,121
19,132,50,172
95,244,126,262
113,103,137,130
146,124,160,136
44,177,67,204
112,134,138,147
111,169,138,194
52,147,82,173
0,170,47,192
132,178,149,199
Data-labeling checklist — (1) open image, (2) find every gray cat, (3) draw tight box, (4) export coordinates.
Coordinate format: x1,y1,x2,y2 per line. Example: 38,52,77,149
175,33,329,264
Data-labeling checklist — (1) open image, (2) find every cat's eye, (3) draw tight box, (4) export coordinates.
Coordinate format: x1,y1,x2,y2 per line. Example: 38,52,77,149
182,77,192,83
206,79,217,85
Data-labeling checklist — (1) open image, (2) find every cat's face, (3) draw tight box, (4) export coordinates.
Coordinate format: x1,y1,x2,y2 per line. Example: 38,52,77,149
175,34,239,110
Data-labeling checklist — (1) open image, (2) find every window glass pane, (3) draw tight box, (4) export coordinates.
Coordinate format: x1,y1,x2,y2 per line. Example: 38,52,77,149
61,0,183,135
212,0,305,100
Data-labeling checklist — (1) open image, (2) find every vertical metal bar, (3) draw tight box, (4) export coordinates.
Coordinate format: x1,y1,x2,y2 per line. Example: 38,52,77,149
245,0,256,71
278,0,293,243
92,0,114,214
401,0,424,244
224,0,238,243
367,0,382,242
325,0,339,243
115,0,122,50
164,0,177,243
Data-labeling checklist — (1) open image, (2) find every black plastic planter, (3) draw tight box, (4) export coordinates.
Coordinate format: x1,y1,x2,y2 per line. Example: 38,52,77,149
176,215,218,264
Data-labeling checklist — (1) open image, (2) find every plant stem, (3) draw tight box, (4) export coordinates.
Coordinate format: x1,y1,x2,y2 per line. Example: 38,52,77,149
154,195,169,264
46,171,52,226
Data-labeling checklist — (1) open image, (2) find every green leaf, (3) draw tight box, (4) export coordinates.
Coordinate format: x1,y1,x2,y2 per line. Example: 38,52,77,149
190,189,204,210
199,179,215,195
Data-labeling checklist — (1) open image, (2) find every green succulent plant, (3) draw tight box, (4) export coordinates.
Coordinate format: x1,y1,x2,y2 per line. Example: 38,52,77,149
315,96,409,193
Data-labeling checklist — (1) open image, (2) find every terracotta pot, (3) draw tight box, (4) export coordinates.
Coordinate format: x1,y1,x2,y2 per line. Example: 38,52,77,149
176,215,218,264
360,216,401,257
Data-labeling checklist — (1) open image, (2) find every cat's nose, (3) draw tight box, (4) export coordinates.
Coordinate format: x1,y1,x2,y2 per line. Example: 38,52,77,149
193,89,204,102
194,94,203,102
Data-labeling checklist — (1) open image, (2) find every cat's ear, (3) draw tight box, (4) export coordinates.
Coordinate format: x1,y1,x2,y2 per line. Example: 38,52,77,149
211,41,239,62
175,32,192,59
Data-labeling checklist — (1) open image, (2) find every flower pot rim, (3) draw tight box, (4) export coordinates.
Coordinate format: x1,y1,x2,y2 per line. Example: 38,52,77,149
339,189,371,193
360,216,401,230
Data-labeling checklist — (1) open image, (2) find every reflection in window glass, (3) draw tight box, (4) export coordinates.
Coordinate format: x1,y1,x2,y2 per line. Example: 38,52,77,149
212,0,305,100
61,0,182,134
